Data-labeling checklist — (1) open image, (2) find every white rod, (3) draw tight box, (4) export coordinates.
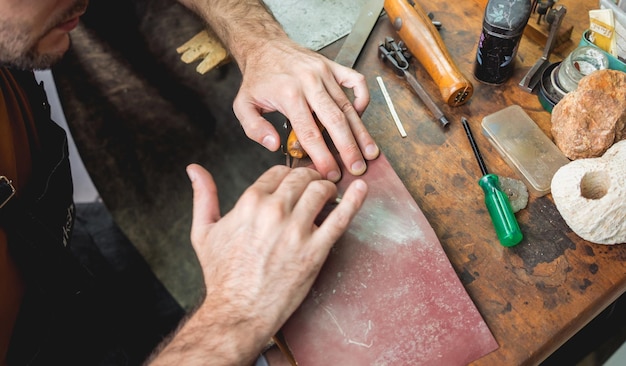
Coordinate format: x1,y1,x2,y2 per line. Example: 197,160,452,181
376,76,407,138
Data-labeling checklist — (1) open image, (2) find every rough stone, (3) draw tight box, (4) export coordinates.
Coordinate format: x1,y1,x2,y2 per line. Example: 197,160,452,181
499,176,529,213
551,140,626,245
551,69,626,160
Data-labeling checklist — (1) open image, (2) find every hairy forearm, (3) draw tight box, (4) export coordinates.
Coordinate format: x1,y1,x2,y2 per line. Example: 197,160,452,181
177,0,290,70
146,297,267,365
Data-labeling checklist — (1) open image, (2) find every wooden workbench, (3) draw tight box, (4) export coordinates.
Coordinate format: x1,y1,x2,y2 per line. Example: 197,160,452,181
54,0,626,364
350,0,626,364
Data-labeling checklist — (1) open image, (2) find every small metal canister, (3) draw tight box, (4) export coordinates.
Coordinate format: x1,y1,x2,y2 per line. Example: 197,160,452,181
474,0,532,85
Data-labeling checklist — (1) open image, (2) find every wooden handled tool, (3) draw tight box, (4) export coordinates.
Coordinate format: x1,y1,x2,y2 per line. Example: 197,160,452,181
287,116,324,160
384,0,473,106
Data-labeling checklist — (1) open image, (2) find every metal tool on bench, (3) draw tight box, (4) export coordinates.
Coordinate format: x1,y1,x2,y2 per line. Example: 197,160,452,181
379,37,449,127
519,5,567,92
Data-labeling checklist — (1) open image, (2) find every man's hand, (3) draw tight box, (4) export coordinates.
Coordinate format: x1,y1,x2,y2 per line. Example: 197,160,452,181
148,164,367,365
234,39,380,182
177,0,380,182
234,40,379,181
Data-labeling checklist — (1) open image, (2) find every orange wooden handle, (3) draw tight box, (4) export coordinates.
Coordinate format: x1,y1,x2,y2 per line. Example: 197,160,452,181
384,0,473,106
286,117,325,159
287,129,306,158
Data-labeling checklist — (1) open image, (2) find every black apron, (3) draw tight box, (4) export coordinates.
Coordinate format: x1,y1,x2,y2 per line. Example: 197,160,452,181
0,70,93,297
2,70,184,366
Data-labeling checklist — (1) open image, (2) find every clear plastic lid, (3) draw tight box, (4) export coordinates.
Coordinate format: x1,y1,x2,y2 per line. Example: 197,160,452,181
481,105,570,196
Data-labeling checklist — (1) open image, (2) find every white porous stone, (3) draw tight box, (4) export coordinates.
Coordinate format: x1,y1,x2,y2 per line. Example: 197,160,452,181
551,140,626,245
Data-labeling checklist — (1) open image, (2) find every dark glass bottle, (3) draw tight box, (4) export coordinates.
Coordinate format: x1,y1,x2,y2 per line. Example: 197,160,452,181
474,0,532,85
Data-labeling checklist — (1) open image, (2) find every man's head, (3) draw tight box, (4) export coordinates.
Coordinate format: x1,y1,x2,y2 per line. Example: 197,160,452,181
0,0,88,70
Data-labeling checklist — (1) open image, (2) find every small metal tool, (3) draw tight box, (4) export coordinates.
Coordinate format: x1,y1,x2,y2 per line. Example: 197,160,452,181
519,5,567,92
379,37,449,127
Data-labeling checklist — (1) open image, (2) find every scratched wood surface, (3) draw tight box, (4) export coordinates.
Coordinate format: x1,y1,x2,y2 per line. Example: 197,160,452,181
346,0,626,364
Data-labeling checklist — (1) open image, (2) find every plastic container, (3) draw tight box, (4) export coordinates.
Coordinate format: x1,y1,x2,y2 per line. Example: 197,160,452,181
481,105,571,196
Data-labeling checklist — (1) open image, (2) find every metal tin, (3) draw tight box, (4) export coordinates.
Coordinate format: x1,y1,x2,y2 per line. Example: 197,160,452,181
474,0,532,84
538,62,562,113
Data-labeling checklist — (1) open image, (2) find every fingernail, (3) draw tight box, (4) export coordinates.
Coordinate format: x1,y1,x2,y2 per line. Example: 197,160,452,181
351,160,366,175
354,179,367,192
365,144,379,158
262,135,276,150
186,166,196,182
327,170,341,182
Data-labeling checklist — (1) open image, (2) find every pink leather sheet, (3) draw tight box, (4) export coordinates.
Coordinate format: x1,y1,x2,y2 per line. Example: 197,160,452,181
281,153,498,365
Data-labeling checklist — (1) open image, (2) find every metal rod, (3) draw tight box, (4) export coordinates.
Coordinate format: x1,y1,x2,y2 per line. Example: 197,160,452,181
403,70,449,127
461,117,489,176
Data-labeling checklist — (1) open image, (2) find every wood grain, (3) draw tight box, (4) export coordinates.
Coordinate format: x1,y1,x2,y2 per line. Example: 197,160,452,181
348,0,626,364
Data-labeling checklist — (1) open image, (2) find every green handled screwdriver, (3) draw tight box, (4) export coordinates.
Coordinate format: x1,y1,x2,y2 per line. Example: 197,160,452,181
461,117,523,247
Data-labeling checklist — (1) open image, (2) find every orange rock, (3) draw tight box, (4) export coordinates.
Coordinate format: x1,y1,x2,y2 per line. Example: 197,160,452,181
551,69,626,160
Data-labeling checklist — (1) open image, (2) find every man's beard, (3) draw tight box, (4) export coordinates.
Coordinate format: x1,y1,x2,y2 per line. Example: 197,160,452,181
1,44,66,71
0,0,87,70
